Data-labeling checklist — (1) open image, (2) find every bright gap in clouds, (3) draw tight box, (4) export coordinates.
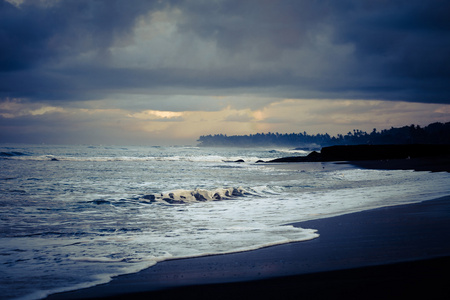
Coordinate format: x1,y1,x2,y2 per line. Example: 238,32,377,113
1,97,449,146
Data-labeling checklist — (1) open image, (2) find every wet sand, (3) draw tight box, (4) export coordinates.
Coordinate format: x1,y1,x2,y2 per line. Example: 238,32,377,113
47,194,450,300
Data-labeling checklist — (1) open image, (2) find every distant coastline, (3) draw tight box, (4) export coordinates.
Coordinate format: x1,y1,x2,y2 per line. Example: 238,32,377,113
197,122,450,148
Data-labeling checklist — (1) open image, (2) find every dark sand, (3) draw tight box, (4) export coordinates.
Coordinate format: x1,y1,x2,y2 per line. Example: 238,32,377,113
47,194,450,300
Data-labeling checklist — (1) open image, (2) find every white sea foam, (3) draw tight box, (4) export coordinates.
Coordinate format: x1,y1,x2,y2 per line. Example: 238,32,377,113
141,186,249,204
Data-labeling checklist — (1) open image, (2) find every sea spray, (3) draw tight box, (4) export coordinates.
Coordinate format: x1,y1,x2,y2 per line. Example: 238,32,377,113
141,186,249,204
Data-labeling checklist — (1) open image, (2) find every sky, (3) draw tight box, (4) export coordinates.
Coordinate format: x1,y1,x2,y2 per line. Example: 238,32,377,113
1,0,449,146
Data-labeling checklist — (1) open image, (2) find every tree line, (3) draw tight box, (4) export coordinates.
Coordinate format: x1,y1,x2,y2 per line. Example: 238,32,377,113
197,122,450,148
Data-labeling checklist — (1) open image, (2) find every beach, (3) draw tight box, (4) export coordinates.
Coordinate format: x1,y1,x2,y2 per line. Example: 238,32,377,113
47,185,450,299
3,144,448,300
3,0,450,297
7,145,450,300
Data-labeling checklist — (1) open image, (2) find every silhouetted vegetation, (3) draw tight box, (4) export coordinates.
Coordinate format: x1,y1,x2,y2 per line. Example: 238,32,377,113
197,122,450,148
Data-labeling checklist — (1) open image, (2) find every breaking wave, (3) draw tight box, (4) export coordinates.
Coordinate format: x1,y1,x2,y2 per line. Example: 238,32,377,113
140,187,250,204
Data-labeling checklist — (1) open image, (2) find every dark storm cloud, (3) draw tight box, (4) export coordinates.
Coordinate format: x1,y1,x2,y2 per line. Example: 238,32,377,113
176,0,450,103
177,0,328,58
0,0,180,102
0,0,170,70
1,0,449,105
328,0,450,101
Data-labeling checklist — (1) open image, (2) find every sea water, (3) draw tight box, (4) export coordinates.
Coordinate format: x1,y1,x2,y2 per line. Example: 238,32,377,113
1,144,449,300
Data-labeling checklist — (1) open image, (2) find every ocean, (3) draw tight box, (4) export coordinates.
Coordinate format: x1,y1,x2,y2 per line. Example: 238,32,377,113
1,144,449,300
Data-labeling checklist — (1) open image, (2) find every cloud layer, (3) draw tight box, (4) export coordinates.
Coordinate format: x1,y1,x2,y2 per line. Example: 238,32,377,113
1,0,449,144
2,0,450,103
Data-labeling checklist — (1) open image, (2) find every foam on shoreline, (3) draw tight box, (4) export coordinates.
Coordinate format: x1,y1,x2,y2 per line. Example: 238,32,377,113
45,196,450,300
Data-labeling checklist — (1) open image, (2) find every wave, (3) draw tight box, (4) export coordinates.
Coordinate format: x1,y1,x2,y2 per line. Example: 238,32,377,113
0,151,27,157
268,149,310,155
140,187,250,204
4,154,262,163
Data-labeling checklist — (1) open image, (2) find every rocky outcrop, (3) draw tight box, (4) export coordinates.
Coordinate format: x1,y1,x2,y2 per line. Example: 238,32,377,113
268,144,450,163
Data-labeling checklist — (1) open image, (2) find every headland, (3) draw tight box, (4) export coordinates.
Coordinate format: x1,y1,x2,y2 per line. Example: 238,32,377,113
267,144,450,172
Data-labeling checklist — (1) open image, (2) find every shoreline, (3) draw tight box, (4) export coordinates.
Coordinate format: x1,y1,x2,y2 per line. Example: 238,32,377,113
47,195,450,300
57,257,450,299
